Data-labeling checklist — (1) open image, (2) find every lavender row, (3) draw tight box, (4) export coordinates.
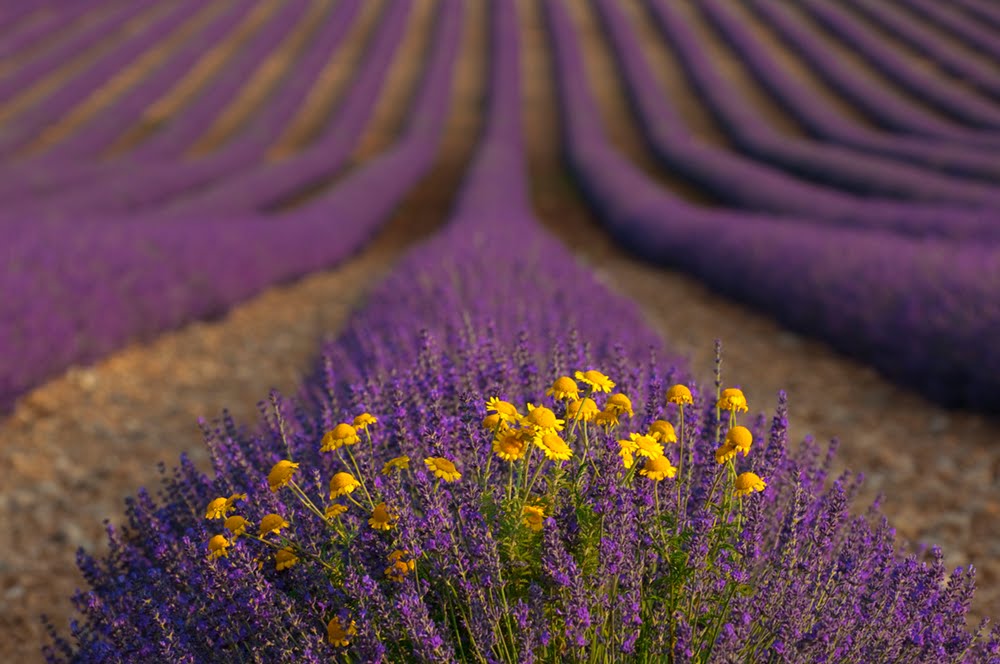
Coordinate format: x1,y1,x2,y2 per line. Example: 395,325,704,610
696,0,1000,181
797,0,1000,128
0,0,159,106
153,0,416,219
645,0,1000,204
0,0,200,154
895,0,1000,62
0,0,461,415
1,0,387,221
553,0,1000,410
46,2,997,659
0,2,94,60
744,0,1000,148
838,0,1000,102
0,0,359,207
593,0,1000,241
950,0,1000,32
126,0,312,163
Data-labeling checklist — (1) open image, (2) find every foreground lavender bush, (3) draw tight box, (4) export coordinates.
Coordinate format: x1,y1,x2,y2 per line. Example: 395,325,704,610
44,217,998,661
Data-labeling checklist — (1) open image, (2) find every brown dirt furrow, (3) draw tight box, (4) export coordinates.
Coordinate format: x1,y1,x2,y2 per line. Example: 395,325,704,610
0,0,486,659
521,0,1000,628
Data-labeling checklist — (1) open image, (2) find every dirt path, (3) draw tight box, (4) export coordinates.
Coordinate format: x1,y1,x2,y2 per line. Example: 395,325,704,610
0,0,486,658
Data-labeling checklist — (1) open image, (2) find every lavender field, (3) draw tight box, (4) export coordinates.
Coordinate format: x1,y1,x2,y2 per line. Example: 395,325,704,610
2,0,999,661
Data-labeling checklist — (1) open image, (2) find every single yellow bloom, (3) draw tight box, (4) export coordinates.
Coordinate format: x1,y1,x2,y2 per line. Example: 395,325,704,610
717,388,749,413
639,456,677,481
325,504,348,519
594,408,620,428
385,549,415,582
715,442,737,465
605,393,634,417
546,376,580,401
630,432,664,460
321,423,360,452
267,460,299,492
493,430,528,462
566,397,599,422
224,515,249,538
258,513,290,537
352,412,377,431
275,547,299,571
734,472,767,496
327,616,357,647
648,420,678,443
207,534,230,560
666,384,694,405
536,432,573,461
726,426,753,456
482,413,504,430
204,493,246,520
369,502,396,531
486,397,520,422
523,505,545,531
425,456,461,482
381,455,410,475
329,471,361,499
618,441,635,469
574,369,615,393
522,403,565,433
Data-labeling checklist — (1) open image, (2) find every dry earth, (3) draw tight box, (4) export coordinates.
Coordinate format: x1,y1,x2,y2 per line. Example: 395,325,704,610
2,0,998,661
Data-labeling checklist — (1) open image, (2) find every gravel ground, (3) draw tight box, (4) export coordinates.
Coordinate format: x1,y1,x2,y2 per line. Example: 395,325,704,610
2,0,998,661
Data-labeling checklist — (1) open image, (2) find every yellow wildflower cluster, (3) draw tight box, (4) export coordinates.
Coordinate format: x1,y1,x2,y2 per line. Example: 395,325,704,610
711,388,767,497
385,549,416,582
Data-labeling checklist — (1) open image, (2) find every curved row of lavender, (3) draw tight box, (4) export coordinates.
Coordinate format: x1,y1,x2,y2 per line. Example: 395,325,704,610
949,0,1000,32
693,0,1000,180
0,0,316,212
0,0,255,199
795,0,1000,128
590,0,1000,241
821,0,1000,103
744,0,1000,147
548,0,1000,411
895,0,1000,62
638,0,1000,203
0,2,95,61
0,0,462,413
46,1,998,660
0,0,201,154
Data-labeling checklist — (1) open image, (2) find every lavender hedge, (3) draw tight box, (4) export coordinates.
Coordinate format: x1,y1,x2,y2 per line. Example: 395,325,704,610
0,0,462,413
0,1,254,201
950,0,1000,31
796,0,1000,129
0,0,159,107
895,0,1000,62
635,0,1000,207
550,0,1000,411
45,1,998,660
696,0,1000,181
1,0,401,220
837,0,1000,102
591,0,1000,241
0,3,93,61
0,0,199,154
744,0,1000,148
